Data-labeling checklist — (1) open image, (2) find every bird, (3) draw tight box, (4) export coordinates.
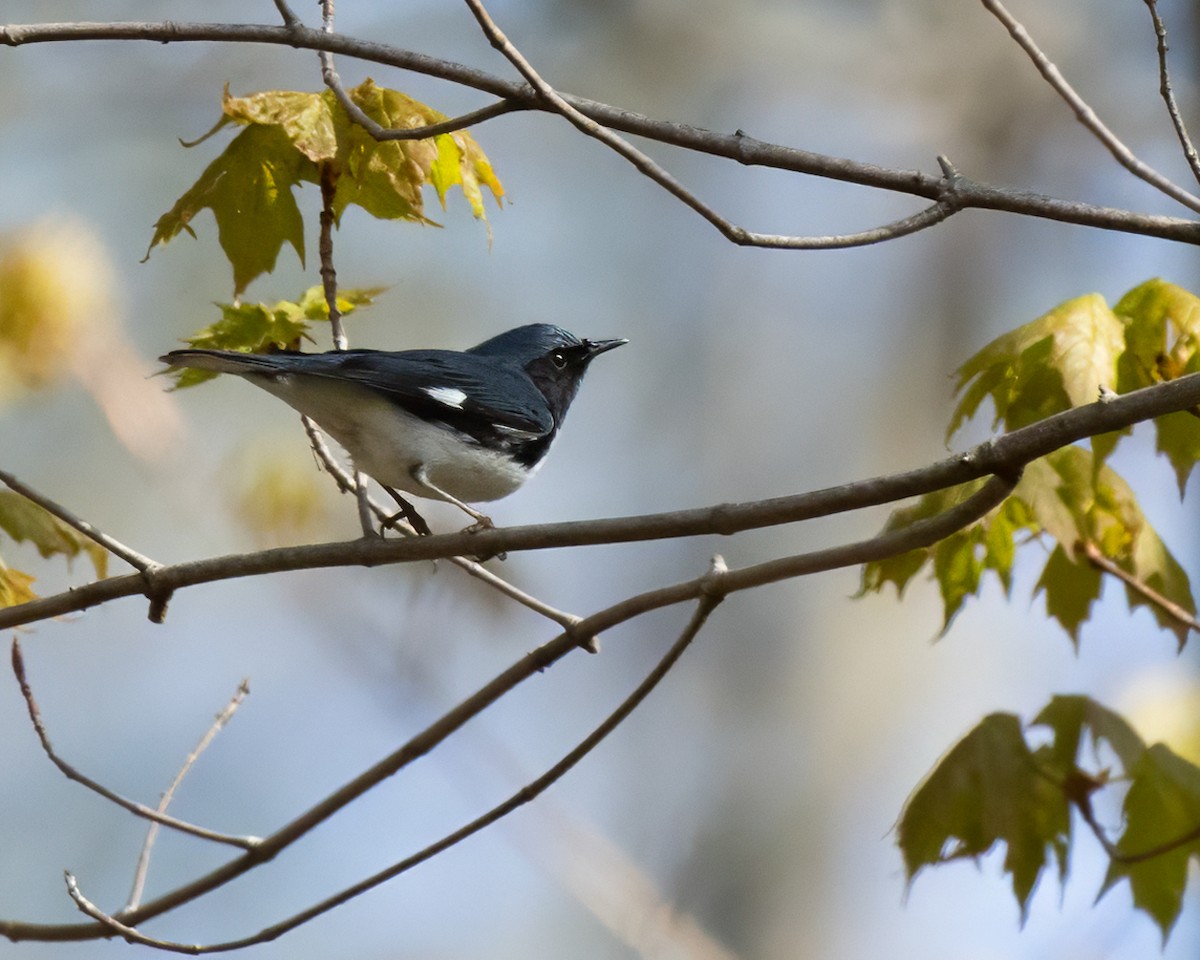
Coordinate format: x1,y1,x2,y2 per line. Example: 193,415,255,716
159,324,627,535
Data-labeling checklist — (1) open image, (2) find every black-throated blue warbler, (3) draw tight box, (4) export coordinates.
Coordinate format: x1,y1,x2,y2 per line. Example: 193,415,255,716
160,324,626,534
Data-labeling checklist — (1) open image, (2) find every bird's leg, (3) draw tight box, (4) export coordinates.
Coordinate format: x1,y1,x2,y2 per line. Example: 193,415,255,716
412,465,495,533
381,484,433,537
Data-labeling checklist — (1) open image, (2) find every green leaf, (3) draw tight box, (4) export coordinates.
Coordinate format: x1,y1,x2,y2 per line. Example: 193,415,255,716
1099,744,1200,942
857,479,989,601
148,82,503,295
165,286,381,388
1033,545,1101,647
1032,694,1146,775
148,123,309,296
0,492,108,580
931,527,984,634
898,713,1070,918
949,294,1124,443
861,444,1194,647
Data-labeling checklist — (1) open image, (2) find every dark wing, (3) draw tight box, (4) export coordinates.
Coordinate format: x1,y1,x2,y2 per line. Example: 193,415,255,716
272,349,555,441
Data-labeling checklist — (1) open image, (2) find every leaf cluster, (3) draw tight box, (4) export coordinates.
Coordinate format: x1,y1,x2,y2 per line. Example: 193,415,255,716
861,280,1200,646
163,285,382,388
147,80,504,295
898,695,1200,940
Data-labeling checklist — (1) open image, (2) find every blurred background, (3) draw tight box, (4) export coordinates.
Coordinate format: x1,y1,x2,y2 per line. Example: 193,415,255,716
1,1,1198,957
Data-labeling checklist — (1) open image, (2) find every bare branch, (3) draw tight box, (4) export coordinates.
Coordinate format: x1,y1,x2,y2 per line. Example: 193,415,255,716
62,578,725,953
1,20,1197,244
125,679,252,912
460,0,946,249
1142,0,1200,186
981,0,1200,214
10,640,258,851
1,476,1009,943
271,0,301,31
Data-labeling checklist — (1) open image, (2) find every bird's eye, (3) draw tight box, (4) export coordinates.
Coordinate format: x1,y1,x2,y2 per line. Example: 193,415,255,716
550,351,567,369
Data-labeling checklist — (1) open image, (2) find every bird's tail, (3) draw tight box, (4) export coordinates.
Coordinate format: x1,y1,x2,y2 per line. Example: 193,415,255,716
158,349,288,376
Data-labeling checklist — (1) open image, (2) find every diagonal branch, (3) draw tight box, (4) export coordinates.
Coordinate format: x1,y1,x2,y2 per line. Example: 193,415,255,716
980,0,1200,214
10,640,259,852
1142,0,1200,187
1,20,1198,244
460,0,949,250
1077,538,1200,644
63,579,726,953
125,679,252,912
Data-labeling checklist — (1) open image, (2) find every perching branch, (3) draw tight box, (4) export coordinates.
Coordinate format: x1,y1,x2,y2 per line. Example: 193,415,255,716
4,369,1200,633
4,471,1009,944
2,19,1199,245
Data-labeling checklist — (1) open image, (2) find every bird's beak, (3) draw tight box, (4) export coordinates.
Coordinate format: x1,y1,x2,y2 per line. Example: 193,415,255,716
584,338,628,358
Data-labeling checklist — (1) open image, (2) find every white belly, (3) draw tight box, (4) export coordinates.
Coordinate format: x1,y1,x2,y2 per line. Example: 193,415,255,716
247,375,533,503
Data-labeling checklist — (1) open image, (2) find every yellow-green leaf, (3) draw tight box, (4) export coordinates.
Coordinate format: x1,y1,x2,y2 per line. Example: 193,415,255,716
0,562,36,608
165,286,381,388
949,294,1125,453
148,123,309,296
1099,744,1200,942
0,492,108,579
148,81,503,295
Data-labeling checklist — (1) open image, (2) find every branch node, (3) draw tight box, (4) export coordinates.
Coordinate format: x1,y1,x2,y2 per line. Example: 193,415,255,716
140,563,173,624
699,554,730,601
936,154,959,179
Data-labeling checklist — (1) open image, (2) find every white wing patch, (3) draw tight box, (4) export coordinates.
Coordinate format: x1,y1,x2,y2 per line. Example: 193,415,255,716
424,386,468,409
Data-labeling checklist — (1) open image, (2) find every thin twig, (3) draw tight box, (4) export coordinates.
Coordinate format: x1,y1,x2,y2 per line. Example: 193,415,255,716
271,0,301,31
125,679,252,912
980,0,1200,215
1077,539,1200,642
462,0,955,249
10,640,258,851
1,21,1199,244
1073,785,1200,866
1143,0,1200,186
63,579,725,953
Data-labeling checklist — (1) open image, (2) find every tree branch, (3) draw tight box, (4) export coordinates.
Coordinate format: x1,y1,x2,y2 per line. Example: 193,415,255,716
980,0,1200,214
3,370,1200,633
1142,0,1200,186
125,679,252,912
10,640,259,851
1,20,1198,244
61,580,725,953
8,468,1009,942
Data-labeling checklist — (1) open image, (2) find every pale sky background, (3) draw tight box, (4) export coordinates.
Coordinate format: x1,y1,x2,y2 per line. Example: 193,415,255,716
1,1,1198,959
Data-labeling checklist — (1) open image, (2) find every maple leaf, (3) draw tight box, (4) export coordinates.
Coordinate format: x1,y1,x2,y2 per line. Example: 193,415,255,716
898,712,1070,918
164,286,382,388
0,492,108,607
147,81,504,295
